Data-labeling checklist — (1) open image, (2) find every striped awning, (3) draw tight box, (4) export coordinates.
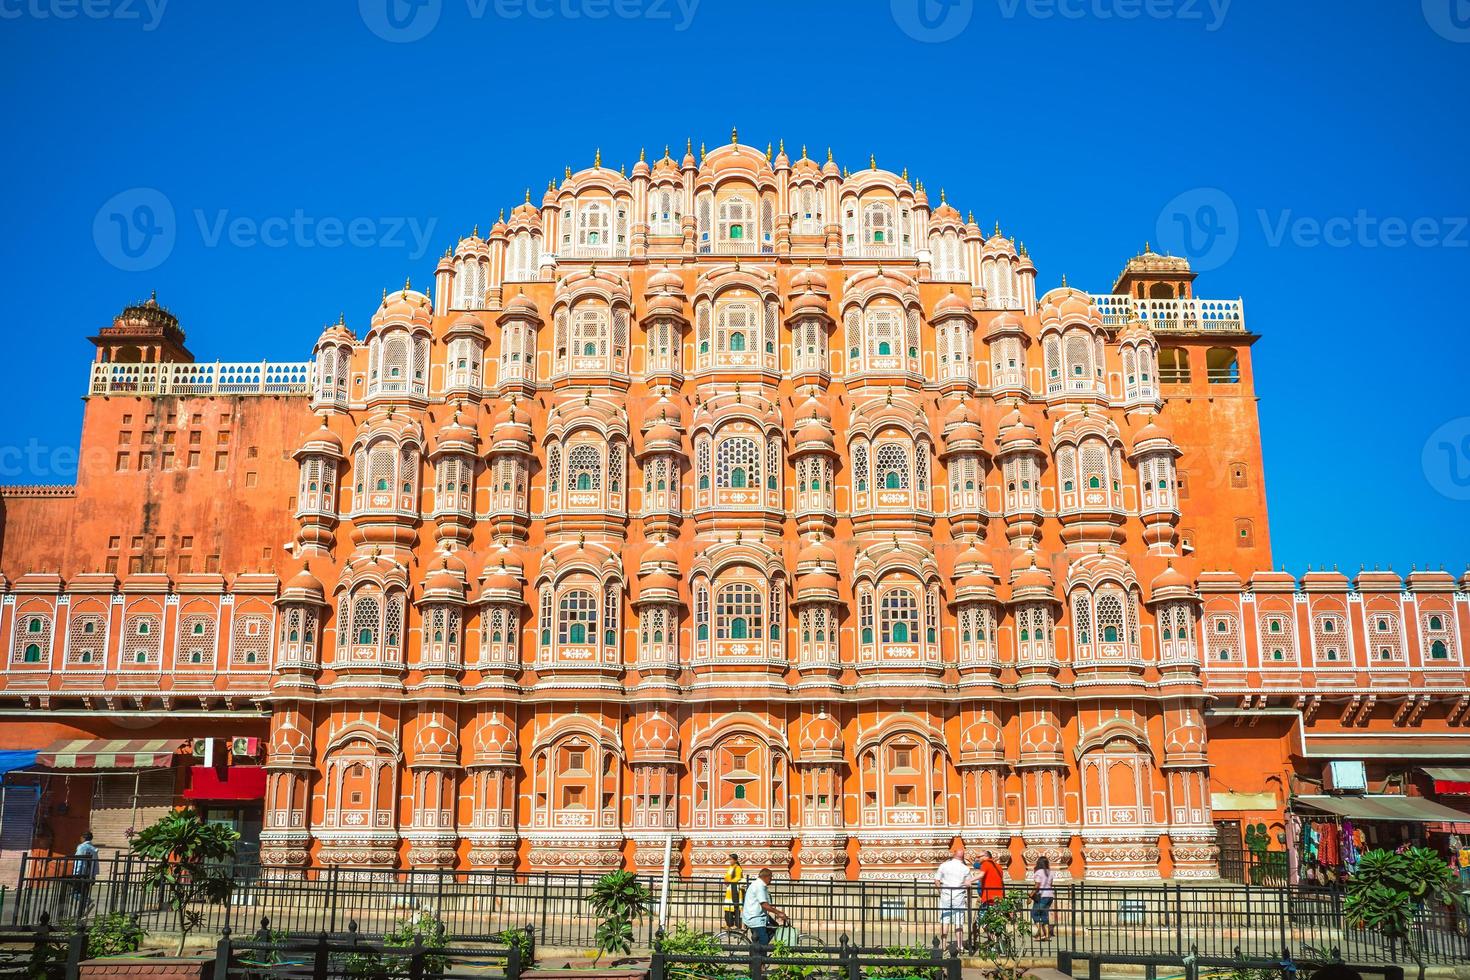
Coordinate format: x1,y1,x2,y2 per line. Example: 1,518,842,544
36,738,185,770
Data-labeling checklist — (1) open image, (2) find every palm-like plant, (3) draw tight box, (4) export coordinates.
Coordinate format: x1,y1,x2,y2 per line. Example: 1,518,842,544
1344,847,1459,980
130,807,239,956
586,871,652,964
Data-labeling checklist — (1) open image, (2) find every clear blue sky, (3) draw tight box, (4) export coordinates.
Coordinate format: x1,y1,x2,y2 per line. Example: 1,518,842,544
2,0,1468,575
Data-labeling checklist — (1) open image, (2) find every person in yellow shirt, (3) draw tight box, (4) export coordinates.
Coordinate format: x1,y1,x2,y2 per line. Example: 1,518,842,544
722,853,745,928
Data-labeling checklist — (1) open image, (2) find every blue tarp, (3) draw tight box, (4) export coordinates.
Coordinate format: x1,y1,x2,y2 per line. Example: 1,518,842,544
0,751,39,780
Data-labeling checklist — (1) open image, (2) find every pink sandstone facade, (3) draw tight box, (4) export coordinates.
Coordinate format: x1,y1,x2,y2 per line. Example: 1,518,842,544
0,135,1464,883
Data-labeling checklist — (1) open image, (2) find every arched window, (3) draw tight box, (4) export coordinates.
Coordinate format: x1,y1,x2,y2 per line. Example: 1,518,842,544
716,437,759,490
695,584,710,641
572,308,608,359
22,644,41,663
880,589,919,644
557,590,597,645
716,583,764,640
568,445,601,492
719,197,752,245
859,590,874,645
579,203,609,248
864,203,893,246
875,444,910,491
1432,640,1449,660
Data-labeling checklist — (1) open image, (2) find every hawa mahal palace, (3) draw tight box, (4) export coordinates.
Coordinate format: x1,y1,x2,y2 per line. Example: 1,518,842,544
0,134,1465,883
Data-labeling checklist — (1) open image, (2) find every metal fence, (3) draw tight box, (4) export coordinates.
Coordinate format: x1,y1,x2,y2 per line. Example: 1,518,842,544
212,921,530,980
12,857,1470,965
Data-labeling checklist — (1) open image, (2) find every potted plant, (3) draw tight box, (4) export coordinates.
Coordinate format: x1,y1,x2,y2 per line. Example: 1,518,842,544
586,871,653,966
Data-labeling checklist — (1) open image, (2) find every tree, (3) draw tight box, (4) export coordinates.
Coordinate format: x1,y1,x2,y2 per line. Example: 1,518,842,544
1344,846,1460,980
968,893,1032,980
586,871,652,965
130,807,240,956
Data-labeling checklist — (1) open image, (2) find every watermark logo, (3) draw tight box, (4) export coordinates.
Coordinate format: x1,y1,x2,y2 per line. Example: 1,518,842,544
93,189,440,269
994,0,1230,30
1156,187,1239,272
1423,0,1470,42
1424,417,1470,501
359,0,442,42
93,187,176,273
891,0,973,42
0,0,169,30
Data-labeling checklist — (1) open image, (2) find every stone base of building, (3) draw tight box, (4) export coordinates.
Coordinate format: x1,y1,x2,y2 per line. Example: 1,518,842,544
689,837,794,875
1081,837,1163,880
526,835,624,871
1021,836,1075,881
795,836,848,877
855,835,952,879
465,835,520,871
1167,833,1221,879
315,835,401,871
630,835,685,874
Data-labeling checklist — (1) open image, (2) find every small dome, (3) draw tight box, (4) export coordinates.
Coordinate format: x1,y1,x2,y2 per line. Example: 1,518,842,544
296,420,344,459
284,566,325,601
631,711,680,761
433,409,479,454
796,568,840,598
798,711,843,759
959,716,1004,764
934,290,972,317
797,537,836,568
790,266,828,293
473,712,518,765
646,267,685,295
500,294,540,320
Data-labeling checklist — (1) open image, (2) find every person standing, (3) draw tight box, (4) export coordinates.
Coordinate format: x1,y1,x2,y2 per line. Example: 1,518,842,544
1030,855,1055,941
71,831,99,915
722,853,746,929
741,868,788,946
976,850,1005,909
934,844,974,947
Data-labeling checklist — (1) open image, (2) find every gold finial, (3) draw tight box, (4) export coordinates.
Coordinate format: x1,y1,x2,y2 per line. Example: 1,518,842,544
779,138,785,155
731,126,738,144
700,141,707,161
404,275,412,292
994,221,1001,236
564,166,572,179
1061,273,1069,287
584,389,592,406
472,223,479,237
497,209,505,222
382,286,388,302
967,211,974,224
1019,241,1028,256
337,312,345,325
901,166,908,181
826,146,833,163
639,146,646,162
940,187,947,204
594,147,602,167
686,137,692,155
524,187,531,203
620,163,626,177
765,142,772,161
663,143,670,159
842,167,849,179
869,154,877,170
547,178,555,191
801,144,808,159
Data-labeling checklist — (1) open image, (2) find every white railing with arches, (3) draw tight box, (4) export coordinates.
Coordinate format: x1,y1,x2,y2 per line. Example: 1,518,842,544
89,361,314,397
1094,296,1246,333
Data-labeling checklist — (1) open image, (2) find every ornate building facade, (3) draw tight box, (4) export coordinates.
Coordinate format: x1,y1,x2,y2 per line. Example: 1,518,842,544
0,135,1465,882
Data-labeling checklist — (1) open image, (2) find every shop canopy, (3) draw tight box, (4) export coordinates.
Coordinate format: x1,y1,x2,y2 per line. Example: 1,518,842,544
1299,734,1470,758
1295,794,1470,822
36,738,185,771
0,751,38,780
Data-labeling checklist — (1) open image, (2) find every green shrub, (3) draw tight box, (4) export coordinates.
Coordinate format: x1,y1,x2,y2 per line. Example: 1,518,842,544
657,925,733,980
87,913,147,958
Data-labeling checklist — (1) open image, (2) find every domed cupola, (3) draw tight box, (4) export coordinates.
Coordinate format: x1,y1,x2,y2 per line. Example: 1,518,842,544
442,312,487,399
311,315,356,411
365,281,433,404
994,404,1046,548
293,414,347,557
636,390,685,536
1130,412,1183,553
486,398,534,540
933,289,978,391
984,310,1031,396
940,397,988,536
796,708,844,764
630,709,681,765
428,405,480,551
642,267,688,382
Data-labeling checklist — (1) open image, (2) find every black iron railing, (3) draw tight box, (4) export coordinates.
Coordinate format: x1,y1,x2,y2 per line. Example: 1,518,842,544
13,856,1470,965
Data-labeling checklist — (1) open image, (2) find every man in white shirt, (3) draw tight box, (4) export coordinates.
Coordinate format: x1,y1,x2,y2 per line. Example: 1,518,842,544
934,843,974,946
741,868,788,946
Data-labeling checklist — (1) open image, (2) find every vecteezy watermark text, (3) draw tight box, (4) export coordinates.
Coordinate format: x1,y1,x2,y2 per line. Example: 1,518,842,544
359,0,699,43
0,0,167,30
93,188,439,272
995,0,1231,30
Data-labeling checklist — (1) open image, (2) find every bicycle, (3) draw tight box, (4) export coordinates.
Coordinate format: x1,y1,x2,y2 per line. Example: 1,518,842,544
715,919,823,949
